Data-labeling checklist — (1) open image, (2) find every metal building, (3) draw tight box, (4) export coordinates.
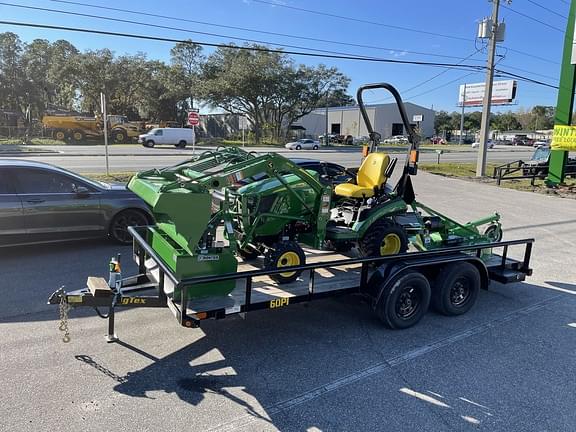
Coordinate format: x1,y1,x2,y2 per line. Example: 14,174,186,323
295,102,435,140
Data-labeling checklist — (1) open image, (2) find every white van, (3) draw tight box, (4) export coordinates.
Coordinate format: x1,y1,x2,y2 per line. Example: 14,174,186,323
139,127,195,148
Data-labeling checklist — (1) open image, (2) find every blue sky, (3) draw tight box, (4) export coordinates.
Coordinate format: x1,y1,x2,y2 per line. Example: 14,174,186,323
0,0,569,113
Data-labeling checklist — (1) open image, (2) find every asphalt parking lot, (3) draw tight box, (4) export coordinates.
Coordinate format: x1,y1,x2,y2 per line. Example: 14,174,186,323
1,171,575,432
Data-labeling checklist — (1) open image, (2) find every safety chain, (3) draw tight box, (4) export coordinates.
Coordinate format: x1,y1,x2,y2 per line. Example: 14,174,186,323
58,289,71,343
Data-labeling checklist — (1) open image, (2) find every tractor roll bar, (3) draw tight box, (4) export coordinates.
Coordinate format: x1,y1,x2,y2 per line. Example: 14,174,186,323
356,83,417,154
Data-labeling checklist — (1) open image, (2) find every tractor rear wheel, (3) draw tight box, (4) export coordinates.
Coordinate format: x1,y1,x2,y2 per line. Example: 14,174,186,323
359,220,408,257
265,241,306,284
113,129,128,143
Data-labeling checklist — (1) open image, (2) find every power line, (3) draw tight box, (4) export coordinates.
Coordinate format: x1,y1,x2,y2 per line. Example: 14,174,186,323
526,0,568,19
405,72,480,102
251,0,560,65
0,20,485,71
0,19,559,92
500,4,564,32
251,0,471,42
370,50,483,103
45,0,484,63
0,1,407,61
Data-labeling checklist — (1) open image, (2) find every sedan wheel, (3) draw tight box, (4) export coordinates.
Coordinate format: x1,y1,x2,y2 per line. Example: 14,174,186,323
109,210,149,244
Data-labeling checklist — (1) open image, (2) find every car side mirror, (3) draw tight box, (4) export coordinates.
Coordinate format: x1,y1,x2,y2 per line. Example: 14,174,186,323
74,185,90,198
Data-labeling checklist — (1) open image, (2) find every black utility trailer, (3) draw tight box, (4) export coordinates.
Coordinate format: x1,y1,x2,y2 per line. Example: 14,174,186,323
48,226,533,342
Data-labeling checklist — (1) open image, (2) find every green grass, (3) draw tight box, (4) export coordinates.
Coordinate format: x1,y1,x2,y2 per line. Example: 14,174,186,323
419,162,499,177
420,162,576,196
85,172,135,183
0,138,67,145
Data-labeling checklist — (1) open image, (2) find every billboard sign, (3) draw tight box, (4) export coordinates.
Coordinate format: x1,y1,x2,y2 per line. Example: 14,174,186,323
458,80,517,106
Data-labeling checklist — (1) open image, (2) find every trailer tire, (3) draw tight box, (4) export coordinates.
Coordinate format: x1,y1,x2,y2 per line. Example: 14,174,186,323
375,271,431,329
360,220,408,257
265,241,305,284
431,262,480,316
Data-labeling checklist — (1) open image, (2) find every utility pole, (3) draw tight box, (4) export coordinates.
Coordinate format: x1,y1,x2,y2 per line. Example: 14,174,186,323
476,0,505,176
459,84,467,145
100,92,109,176
325,92,330,146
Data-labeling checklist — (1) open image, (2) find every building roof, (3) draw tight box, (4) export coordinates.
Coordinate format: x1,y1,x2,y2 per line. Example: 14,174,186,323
310,101,433,114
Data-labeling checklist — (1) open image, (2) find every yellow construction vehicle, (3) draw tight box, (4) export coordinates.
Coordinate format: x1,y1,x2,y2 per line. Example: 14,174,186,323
42,113,144,143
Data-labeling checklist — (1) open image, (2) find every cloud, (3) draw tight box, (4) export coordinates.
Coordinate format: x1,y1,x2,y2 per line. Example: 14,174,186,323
388,50,408,58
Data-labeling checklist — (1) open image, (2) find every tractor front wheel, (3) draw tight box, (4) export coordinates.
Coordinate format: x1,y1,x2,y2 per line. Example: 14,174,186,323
265,241,305,284
359,220,408,257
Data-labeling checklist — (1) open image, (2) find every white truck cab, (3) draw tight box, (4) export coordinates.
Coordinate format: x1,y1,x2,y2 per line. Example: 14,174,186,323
139,127,195,148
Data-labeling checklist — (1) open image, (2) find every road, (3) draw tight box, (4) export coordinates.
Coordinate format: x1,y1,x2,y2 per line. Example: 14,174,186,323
1,169,575,431
5,144,535,173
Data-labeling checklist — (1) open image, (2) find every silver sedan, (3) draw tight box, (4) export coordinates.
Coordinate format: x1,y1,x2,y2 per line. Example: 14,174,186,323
0,159,152,247
285,139,320,150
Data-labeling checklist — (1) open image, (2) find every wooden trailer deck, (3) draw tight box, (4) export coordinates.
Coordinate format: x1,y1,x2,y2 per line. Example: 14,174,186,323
143,248,367,314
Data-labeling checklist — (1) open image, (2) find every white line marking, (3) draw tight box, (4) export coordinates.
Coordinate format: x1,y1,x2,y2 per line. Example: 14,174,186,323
208,295,561,432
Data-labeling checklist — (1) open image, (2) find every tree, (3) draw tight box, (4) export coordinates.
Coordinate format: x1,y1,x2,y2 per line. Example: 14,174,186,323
434,110,451,135
76,49,118,113
199,44,350,143
0,32,25,113
170,40,204,109
318,88,355,108
491,112,521,131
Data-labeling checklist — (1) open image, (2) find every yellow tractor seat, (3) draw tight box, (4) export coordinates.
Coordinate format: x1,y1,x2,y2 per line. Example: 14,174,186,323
334,152,390,198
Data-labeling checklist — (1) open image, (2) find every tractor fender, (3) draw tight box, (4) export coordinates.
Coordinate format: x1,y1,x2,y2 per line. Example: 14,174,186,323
353,197,408,238
365,253,490,308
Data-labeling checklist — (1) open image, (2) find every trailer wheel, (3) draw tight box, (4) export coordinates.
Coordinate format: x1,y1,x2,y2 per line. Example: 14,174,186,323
375,271,431,329
52,129,67,141
265,241,305,284
360,220,408,257
431,262,480,316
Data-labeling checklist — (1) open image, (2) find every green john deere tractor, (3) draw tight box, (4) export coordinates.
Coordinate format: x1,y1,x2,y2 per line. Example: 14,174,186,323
127,83,501,299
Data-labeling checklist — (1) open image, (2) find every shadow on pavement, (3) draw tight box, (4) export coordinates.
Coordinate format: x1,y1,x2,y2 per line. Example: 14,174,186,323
0,239,134,323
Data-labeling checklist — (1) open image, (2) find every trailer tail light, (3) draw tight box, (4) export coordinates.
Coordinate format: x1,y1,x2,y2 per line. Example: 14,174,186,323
195,312,207,320
410,150,419,163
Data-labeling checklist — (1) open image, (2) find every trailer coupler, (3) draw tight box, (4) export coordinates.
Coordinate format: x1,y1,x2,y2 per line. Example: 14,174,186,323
47,275,169,343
